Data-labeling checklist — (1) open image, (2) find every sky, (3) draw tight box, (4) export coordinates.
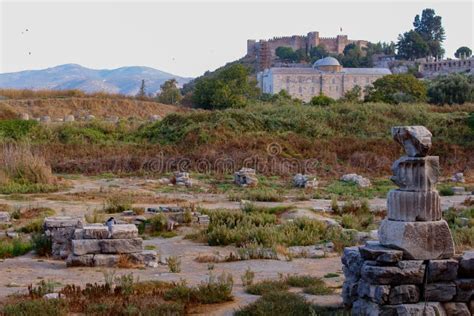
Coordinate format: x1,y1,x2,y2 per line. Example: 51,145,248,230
0,0,473,78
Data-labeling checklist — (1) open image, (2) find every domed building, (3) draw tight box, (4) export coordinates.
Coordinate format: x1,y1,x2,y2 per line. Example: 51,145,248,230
257,57,391,101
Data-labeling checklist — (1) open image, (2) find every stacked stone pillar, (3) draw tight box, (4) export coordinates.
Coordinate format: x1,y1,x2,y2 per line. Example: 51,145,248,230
342,126,473,315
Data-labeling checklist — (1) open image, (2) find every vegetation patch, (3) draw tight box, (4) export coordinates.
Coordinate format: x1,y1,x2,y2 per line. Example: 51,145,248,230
0,238,32,258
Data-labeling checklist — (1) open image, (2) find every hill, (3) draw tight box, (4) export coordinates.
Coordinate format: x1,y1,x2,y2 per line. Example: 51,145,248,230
0,64,193,96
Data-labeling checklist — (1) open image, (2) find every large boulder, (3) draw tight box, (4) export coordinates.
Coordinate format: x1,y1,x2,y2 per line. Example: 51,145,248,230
340,173,371,187
234,168,258,187
378,219,455,260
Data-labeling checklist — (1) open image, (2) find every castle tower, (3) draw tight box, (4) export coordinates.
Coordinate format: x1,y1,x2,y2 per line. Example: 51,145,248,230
247,40,257,57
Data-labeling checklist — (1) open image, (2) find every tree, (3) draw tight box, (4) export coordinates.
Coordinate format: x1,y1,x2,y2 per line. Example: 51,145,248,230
341,86,362,103
309,94,335,106
427,73,474,105
157,79,182,105
192,64,260,110
275,47,297,62
136,79,146,99
413,9,445,58
455,46,472,59
396,30,430,60
365,74,427,104
310,45,329,61
340,44,371,67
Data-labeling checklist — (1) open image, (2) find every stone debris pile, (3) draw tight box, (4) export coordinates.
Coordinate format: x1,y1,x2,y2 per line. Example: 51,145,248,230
341,126,471,315
0,212,10,223
234,168,258,187
173,172,192,187
340,173,371,188
292,174,318,188
451,172,465,183
66,223,158,268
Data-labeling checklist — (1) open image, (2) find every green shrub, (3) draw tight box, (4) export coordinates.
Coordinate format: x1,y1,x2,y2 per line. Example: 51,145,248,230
228,188,284,202
309,94,336,106
439,186,455,196
103,193,133,213
365,74,427,104
235,292,315,316
166,256,181,273
284,275,324,288
245,279,288,295
0,238,32,258
0,120,39,140
31,233,52,257
428,73,474,105
303,283,334,295
2,299,68,316
241,267,255,287
149,214,168,233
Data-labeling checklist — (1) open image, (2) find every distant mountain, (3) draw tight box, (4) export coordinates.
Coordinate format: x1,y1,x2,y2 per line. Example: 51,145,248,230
0,64,193,96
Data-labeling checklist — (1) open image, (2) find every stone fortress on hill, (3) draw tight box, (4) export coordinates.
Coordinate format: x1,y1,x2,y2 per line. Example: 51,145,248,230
251,31,391,101
247,31,369,70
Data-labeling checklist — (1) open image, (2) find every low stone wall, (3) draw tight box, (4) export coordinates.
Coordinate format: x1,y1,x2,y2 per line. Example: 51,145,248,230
66,224,157,268
342,241,474,315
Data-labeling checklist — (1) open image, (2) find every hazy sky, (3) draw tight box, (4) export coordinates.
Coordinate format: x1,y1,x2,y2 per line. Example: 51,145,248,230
1,0,473,77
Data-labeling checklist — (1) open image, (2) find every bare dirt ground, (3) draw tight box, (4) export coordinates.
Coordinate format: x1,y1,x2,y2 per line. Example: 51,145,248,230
0,176,472,315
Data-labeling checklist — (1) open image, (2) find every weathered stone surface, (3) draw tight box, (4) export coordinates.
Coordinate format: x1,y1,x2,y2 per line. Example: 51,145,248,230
382,302,446,316
66,254,94,267
425,282,457,302
392,126,432,157
469,300,474,315
82,225,109,239
0,212,10,222
451,172,465,183
428,259,459,282
99,238,143,254
378,219,455,260
72,239,101,255
234,168,258,187
93,254,120,267
453,279,474,302
128,251,159,268
443,302,470,316
360,260,425,285
357,280,390,304
341,246,363,278
44,216,84,229
340,173,371,187
459,251,474,277
387,189,441,221
359,241,403,263
352,299,381,315
73,229,83,239
391,156,439,191
110,224,138,239
342,280,359,307
388,285,420,304
292,174,318,188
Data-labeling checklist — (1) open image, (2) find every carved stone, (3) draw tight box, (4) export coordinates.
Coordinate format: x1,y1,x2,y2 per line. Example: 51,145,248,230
387,189,441,221
392,126,432,157
378,219,455,260
391,156,440,191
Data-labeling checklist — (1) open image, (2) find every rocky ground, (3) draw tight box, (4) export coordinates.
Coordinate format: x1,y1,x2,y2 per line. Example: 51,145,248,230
0,175,472,315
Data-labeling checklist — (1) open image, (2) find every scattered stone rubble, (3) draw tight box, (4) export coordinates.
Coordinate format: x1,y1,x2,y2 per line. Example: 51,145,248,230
66,223,158,268
234,168,258,187
342,126,470,315
64,114,75,122
340,173,371,187
452,172,466,183
173,172,192,187
44,217,85,259
292,173,318,188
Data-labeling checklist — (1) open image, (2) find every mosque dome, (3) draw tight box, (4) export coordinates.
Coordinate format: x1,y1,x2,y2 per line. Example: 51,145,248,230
313,56,340,68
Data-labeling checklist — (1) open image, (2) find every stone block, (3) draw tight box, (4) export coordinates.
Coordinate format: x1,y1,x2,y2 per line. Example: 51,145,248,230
453,279,474,302
99,238,143,254
66,254,94,267
357,280,390,304
82,225,109,239
459,251,474,277
390,156,439,191
73,229,83,239
128,250,159,267
0,212,10,222
427,259,458,282
341,246,363,278
359,241,403,263
388,285,420,304
352,299,381,315
342,280,358,308
392,126,432,157
378,219,455,260
382,302,446,316
110,224,138,239
443,302,470,316
387,189,441,221
425,282,456,302
93,254,120,267
44,216,84,229
360,260,425,285
72,239,101,255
